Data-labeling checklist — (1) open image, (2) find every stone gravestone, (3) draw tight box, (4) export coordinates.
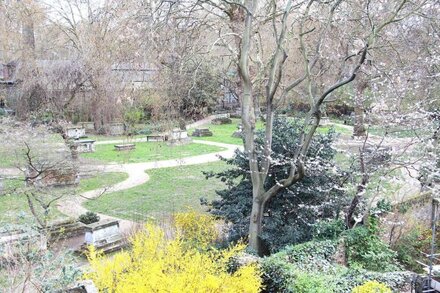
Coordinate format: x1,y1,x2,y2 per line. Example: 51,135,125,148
82,219,125,254
76,140,96,153
320,116,330,126
232,124,243,138
168,128,192,145
66,126,86,139
192,128,213,137
114,144,135,151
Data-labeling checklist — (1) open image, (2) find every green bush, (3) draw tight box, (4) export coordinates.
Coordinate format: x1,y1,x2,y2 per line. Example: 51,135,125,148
393,226,431,273
260,239,411,293
290,272,334,293
78,211,100,224
261,240,338,292
343,221,399,272
313,219,345,240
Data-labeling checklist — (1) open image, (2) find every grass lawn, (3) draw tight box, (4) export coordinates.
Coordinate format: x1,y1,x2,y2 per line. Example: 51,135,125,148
0,178,66,225
84,161,231,221
316,123,352,136
80,142,226,164
0,151,22,168
367,125,426,138
78,172,129,192
188,118,263,145
0,172,128,225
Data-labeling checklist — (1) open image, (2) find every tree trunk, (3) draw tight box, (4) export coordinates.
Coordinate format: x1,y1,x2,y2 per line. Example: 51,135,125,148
353,81,368,137
353,102,366,137
248,197,266,255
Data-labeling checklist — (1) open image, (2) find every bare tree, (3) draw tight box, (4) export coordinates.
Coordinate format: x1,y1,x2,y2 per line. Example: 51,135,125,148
215,0,426,255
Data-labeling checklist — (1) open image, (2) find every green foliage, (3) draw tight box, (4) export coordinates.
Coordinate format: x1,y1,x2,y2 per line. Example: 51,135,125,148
313,219,346,240
261,240,339,292
393,226,432,273
78,211,100,224
260,240,410,293
290,272,334,293
352,280,392,293
1,242,81,291
134,127,152,135
205,117,349,251
343,218,399,272
124,107,144,127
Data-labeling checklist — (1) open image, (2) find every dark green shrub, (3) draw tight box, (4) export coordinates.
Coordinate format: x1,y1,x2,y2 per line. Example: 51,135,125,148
78,211,100,224
205,118,349,252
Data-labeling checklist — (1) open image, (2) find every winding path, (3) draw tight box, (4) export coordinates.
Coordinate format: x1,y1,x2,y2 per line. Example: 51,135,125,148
56,139,241,234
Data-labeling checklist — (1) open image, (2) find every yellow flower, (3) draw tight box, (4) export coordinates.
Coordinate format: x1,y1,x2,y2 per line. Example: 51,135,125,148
84,213,262,293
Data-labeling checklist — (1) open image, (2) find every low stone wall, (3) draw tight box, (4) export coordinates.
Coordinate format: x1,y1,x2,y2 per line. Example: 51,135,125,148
106,123,125,136
79,122,95,132
26,165,79,187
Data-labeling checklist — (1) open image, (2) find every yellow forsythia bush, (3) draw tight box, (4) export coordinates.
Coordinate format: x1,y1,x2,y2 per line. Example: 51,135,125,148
352,280,392,293
174,210,218,248
85,217,262,292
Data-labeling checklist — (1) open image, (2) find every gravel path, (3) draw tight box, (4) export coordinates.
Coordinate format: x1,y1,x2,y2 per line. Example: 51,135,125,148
56,140,241,234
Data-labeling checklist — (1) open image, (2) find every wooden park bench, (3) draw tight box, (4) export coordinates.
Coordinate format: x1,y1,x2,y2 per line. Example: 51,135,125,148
114,144,135,151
